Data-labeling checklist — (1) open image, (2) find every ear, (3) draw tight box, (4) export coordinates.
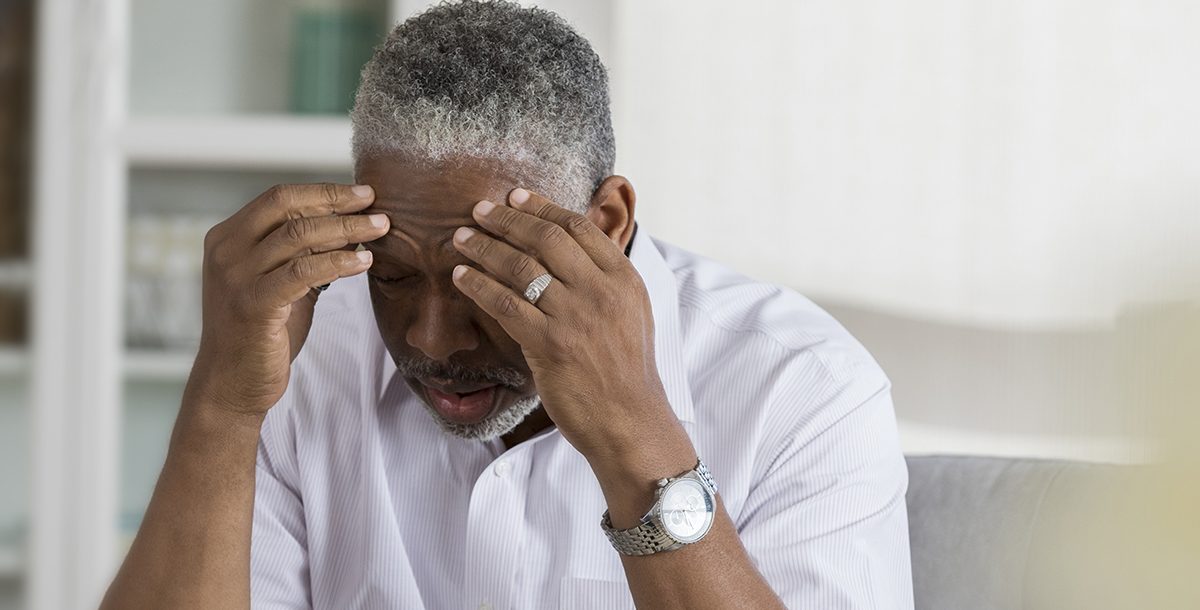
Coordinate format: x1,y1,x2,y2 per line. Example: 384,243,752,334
585,176,637,251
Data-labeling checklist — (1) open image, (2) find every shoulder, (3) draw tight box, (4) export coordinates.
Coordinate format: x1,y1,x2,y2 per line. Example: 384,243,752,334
654,236,894,455
658,236,886,384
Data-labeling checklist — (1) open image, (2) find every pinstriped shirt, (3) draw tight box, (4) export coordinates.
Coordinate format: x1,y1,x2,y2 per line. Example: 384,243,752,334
250,229,914,609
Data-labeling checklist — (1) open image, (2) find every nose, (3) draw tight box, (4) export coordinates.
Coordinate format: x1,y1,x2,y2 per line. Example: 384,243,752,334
405,288,480,362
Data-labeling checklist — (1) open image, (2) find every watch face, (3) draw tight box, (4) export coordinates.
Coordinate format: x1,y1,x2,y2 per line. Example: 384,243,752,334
659,478,715,543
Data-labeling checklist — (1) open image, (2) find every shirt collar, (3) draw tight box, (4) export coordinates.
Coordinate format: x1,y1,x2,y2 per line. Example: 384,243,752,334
627,226,696,424
374,224,696,426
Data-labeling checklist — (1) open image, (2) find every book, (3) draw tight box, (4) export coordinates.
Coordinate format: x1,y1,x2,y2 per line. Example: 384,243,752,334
0,0,32,258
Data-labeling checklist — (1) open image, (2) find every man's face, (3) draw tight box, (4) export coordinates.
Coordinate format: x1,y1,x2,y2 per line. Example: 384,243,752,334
357,156,545,440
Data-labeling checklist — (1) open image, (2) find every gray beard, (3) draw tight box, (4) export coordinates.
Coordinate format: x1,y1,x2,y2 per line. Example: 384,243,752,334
415,391,542,441
390,356,536,441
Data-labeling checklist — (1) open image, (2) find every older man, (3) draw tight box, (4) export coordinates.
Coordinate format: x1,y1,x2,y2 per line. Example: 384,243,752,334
103,2,912,608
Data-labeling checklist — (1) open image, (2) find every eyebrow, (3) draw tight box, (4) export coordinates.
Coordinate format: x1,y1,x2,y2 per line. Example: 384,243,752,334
363,228,458,257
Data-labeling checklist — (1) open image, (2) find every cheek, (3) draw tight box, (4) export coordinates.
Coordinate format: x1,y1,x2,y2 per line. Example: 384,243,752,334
482,319,523,352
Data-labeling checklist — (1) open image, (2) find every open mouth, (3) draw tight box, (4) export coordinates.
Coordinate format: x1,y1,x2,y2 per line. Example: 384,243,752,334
420,381,500,424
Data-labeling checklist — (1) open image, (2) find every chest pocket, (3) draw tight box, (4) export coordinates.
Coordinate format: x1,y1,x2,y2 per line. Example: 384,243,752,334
559,576,636,609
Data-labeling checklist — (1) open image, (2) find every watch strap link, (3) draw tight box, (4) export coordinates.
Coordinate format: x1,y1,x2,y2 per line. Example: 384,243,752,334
600,510,682,556
695,459,718,495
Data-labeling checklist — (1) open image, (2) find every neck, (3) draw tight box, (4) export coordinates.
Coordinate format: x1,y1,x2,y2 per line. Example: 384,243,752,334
500,405,554,449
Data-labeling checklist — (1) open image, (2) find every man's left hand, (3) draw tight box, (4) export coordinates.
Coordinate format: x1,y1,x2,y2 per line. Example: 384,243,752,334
449,187,676,463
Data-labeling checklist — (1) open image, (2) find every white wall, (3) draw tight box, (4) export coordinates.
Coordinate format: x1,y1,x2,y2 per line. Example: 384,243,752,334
612,0,1200,330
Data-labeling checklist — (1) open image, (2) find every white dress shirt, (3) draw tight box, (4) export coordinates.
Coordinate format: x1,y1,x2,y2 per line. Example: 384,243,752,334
251,228,914,609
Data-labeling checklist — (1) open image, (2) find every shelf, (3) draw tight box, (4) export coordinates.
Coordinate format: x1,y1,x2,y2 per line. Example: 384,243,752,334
0,347,28,377
124,350,196,382
0,545,20,579
123,116,353,172
0,260,30,291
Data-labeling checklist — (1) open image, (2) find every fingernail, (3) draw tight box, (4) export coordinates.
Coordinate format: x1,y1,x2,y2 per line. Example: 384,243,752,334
356,250,373,264
369,213,389,228
453,265,468,280
510,188,530,205
453,226,475,243
475,200,496,216
352,184,374,199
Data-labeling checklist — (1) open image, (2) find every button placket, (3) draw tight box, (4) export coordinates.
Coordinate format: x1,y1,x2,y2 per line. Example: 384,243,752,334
463,452,531,609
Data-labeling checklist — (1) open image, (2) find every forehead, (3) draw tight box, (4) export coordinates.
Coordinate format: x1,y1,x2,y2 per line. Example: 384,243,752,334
357,156,530,256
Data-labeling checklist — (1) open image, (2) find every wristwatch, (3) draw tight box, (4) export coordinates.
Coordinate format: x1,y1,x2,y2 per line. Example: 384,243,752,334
600,459,718,556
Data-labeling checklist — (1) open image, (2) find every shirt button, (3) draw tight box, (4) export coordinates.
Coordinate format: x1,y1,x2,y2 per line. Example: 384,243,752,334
478,603,492,610
493,460,512,478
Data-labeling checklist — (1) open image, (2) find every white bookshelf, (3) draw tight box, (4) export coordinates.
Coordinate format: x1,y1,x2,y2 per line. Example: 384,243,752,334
0,546,20,580
0,260,30,292
123,350,195,382
0,347,27,377
5,347,193,382
124,116,352,172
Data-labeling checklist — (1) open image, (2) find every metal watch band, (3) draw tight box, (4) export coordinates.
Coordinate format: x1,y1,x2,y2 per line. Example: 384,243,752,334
600,458,717,556
601,510,682,556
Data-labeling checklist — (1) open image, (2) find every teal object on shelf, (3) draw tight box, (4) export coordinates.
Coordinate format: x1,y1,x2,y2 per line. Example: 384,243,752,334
290,8,381,114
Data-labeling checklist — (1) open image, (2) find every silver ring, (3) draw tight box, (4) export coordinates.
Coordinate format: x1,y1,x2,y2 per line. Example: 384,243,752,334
523,273,554,305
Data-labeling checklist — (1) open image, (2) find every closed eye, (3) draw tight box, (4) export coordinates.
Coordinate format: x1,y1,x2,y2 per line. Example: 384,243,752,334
369,273,418,285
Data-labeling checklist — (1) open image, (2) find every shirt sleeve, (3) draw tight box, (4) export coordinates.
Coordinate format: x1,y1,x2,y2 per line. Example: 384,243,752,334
250,410,312,610
735,361,914,609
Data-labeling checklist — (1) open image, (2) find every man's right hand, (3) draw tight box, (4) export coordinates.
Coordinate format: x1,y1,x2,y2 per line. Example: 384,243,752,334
188,183,389,417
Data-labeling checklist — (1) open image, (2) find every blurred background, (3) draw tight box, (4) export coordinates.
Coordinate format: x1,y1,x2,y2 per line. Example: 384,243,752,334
0,0,1197,608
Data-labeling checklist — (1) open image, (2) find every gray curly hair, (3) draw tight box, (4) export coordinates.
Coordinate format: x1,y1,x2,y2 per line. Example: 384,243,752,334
351,0,615,213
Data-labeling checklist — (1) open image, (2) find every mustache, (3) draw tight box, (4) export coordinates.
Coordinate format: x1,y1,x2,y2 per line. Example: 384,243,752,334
393,356,528,389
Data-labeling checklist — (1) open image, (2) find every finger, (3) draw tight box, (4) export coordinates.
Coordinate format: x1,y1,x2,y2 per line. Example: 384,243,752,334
452,226,559,297
234,183,376,244
471,198,597,281
506,188,626,271
450,264,546,346
257,249,373,308
253,212,390,273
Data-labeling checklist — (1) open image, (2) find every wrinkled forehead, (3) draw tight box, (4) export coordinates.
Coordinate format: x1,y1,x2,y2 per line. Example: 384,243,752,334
357,155,532,210
356,155,533,258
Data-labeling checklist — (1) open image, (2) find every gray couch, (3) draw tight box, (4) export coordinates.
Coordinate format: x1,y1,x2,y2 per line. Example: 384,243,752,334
905,456,1146,610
